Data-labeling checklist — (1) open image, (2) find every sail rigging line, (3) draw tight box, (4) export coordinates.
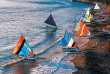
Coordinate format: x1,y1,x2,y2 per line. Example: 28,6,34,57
3,57,26,66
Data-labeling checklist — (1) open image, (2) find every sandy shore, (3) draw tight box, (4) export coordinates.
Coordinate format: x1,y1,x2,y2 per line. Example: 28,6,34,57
71,3,110,74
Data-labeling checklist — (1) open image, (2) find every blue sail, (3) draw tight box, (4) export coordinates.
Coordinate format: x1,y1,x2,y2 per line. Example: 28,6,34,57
57,30,78,48
18,41,33,56
44,14,57,27
58,30,71,46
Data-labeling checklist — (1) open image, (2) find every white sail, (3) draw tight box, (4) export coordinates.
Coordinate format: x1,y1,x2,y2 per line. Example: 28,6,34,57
86,8,90,16
94,3,100,10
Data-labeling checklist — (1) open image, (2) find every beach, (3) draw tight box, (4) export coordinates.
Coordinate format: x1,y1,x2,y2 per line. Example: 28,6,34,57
71,2,110,74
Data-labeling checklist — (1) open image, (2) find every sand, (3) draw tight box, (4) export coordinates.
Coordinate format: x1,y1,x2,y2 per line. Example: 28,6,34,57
71,3,110,74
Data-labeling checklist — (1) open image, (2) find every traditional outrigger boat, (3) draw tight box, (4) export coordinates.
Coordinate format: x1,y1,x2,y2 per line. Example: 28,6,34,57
44,14,57,28
57,30,79,52
83,8,93,23
44,13,57,32
4,34,60,66
94,3,100,10
77,21,91,37
4,35,36,66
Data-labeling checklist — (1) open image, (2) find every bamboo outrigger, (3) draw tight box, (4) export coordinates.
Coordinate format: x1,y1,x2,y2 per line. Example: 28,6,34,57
4,35,60,66
4,57,26,66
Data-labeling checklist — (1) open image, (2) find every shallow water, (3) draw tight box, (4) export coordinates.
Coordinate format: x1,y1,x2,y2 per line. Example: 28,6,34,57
0,0,92,74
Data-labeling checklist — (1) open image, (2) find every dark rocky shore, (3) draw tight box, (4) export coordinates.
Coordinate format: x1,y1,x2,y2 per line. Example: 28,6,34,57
71,1,110,74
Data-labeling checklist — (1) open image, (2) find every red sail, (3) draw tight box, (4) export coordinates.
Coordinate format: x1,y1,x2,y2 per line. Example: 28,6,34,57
77,22,91,36
11,35,25,54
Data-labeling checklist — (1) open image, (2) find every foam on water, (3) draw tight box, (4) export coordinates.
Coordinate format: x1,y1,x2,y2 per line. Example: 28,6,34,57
31,44,77,73
31,65,57,74
0,44,15,52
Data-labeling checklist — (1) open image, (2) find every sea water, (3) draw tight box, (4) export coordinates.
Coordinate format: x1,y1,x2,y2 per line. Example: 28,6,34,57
0,0,92,74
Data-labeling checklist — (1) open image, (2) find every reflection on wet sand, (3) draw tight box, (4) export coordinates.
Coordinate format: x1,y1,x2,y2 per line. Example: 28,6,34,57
2,60,39,74
12,61,38,74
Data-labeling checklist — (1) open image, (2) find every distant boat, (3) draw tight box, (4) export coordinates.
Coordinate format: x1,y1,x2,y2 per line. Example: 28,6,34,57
86,8,90,16
90,3,100,15
57,30,79,52
94,3,100,10
77,21,91,37
11,35,35,57
44,14,57,27
83,8,93,22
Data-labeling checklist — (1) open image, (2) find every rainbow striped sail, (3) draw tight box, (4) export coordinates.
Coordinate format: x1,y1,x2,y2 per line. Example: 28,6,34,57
77,22,91,36
58,30,78,48
11,35,35,57
44,14,57,27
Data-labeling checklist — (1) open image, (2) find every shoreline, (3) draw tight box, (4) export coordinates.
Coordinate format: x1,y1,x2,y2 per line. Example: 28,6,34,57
71,0,95,5
70,1,110,73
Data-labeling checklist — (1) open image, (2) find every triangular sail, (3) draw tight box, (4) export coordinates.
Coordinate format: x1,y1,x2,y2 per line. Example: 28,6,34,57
44,14,57,27
11,35,35,57
74,21,81,32
57,30,78,48
77,22,91,36
86,8,90,16
94,3,100,10
83,8,92,22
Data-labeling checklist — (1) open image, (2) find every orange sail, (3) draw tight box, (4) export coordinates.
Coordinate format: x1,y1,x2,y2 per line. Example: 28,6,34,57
11,35,25,55
77,22,91,36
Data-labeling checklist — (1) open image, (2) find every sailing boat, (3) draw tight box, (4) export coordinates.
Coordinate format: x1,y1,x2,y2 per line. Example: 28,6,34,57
83,8,93,22
4,35,35,66
44,14,57,27
94,3,100,10
77,21,91,37
11,35,35,57
57,30,79,52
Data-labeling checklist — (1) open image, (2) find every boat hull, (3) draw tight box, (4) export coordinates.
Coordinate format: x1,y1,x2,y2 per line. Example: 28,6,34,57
62,47,80,52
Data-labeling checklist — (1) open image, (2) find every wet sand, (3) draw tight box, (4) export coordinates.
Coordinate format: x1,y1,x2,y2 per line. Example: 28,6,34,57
71,3,110,74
